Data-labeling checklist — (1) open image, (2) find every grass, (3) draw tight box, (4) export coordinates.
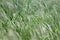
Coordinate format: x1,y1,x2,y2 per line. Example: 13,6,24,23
0,0,60,40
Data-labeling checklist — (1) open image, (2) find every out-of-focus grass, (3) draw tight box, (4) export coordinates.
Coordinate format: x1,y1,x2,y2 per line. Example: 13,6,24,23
0,0,60,40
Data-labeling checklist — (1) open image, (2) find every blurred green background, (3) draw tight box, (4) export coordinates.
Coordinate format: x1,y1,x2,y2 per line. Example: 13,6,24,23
0,0,60,40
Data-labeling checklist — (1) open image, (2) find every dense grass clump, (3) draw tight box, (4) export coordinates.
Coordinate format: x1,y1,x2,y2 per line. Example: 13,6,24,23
0,0,60,40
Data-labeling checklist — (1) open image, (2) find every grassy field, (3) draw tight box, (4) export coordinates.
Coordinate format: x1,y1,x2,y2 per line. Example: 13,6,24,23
0,0,60,40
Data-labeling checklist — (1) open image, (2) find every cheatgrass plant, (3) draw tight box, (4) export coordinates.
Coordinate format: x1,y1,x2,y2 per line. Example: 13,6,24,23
0,0,60,40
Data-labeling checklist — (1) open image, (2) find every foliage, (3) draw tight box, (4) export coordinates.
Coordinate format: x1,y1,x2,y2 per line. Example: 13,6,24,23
0,0,60,40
